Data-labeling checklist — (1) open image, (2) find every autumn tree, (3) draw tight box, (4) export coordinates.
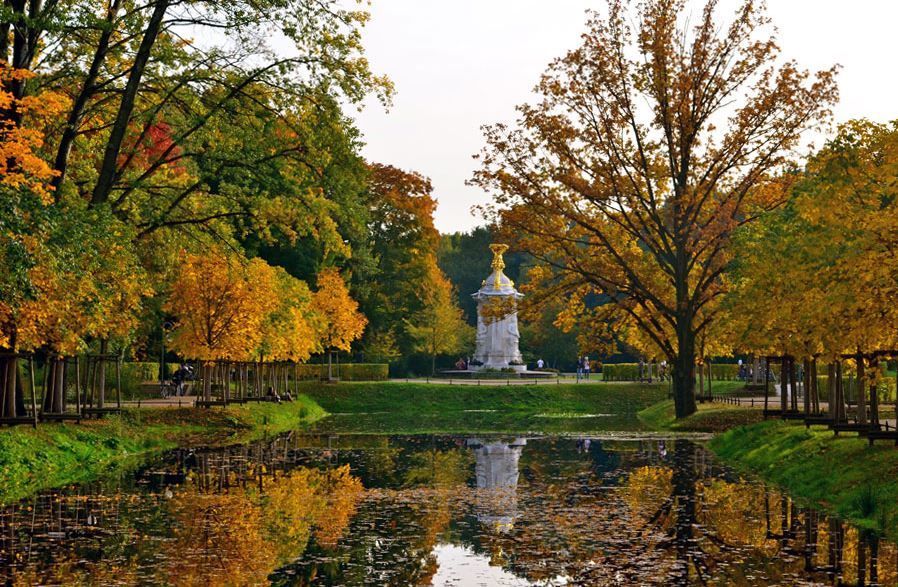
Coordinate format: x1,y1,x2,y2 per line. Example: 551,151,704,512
406,259,473,375
257,267,322,363
725,119,898,420
165,250,279,400
361,164,438,355
312,267,367,379
472,0,838,417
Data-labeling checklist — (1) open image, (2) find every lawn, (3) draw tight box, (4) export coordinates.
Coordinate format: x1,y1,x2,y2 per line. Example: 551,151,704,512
0,396,325,504
299,381,671,434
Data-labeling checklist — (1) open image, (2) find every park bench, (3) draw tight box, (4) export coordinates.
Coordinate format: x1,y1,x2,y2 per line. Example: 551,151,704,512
829,422,879,435
763,409,805,421
804,415,834,428
194,399,229,408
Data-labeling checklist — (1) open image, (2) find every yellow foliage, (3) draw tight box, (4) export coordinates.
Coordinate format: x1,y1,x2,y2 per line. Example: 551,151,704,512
258,267,322,361
312,267,367,352
165,250,278,361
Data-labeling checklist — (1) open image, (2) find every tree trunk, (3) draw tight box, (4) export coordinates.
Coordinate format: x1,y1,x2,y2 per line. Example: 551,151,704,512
780,359,787,414
671,334,697,418
3,356,16,418
790,358,798,412
699,361,706,399
203,362,211,402
91,0,171,206
98,339,107,409
803,359,810,416
51,0,123,191
856,354,867,424
811,359,819,414
868,357,879,426
827,362,836,418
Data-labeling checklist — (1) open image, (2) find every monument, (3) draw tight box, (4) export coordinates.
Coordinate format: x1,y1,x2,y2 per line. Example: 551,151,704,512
471,244,525,372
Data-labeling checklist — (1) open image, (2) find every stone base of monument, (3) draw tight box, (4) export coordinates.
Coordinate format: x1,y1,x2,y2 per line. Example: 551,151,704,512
438,368,555,379
469,364,527,373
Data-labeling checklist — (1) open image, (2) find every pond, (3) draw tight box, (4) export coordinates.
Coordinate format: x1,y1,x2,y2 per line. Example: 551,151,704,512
0,429,893,585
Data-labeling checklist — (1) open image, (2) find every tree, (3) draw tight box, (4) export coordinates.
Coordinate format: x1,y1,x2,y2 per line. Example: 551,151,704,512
519,297,580,370
360,163,439,357
257,267,322,363
165,250,279,400
438,226,526,325
725,119,898,421
312,267,367,379
471,0,838,417
406,259,473,375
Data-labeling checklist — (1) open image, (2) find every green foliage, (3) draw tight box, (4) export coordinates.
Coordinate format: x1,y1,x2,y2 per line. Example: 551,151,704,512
295,363,388,381
437,227,525,325
601,363,741,381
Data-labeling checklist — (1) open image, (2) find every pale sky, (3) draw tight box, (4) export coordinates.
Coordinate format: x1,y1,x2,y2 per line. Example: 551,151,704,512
353,1,898,234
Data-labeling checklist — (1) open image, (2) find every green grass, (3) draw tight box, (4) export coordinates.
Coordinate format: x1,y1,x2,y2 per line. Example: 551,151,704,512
0,395,325,504
638,399,764,433
299,381,669,434
711,421,898,540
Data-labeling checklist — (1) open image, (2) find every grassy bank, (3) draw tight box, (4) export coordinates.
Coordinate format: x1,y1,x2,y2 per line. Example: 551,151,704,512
711,422,898,540
300,381,669,434
637,399,764,433
0,396,325,504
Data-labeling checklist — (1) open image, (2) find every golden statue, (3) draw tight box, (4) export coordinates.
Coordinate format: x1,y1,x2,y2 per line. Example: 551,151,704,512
489,243,510,288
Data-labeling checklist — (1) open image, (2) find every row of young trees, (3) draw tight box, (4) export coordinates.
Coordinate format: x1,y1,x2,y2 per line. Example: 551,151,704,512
472,0,851,417
0,0,471,413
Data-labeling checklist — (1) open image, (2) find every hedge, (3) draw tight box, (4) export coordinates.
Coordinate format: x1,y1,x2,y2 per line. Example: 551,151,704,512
600,362,741,381
294,363,389,382
811,375,896,404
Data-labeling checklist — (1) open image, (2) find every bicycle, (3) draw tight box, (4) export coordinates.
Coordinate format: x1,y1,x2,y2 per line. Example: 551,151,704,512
160,380,175,399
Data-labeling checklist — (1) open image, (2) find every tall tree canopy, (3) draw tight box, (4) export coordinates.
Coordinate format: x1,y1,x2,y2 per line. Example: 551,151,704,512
471,0,838,417
726,119,898,362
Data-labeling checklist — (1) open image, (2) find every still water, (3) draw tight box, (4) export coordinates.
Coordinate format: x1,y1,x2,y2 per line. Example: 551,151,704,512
0,431,893,586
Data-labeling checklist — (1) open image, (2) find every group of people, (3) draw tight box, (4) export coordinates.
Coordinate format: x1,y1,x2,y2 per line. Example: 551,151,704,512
266,386,293,403
576,356,591,380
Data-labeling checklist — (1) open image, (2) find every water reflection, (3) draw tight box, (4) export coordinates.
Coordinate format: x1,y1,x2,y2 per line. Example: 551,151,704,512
0,435,894,585
467,437,525,533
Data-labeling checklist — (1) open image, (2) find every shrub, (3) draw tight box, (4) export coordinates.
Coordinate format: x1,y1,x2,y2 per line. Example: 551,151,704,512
295,363,388,381
601,362,740,381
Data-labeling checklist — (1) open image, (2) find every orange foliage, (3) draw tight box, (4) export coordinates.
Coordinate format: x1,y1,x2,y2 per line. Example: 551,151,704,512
312,267,367,352
165,250,278,361
0,67,66,202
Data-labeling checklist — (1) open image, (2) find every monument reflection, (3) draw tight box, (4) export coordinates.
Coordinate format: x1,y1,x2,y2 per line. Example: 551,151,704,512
466,437,527,532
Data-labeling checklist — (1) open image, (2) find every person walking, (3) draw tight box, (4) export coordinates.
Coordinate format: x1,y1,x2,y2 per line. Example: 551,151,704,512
583,356,591,380
536,358,545,370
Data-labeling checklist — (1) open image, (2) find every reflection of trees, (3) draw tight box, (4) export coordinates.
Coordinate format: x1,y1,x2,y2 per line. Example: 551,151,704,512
2,434,898,586
616,440,898,586
161,489,275,586
0,488,145,585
